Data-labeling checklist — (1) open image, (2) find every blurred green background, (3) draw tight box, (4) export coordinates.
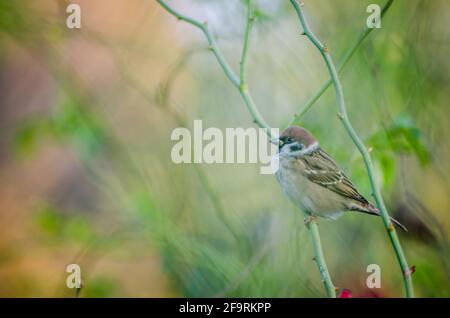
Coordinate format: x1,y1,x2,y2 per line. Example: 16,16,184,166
0,0,449,297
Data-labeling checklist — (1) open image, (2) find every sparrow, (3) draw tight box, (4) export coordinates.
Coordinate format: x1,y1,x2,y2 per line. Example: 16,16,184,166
274,126,406,231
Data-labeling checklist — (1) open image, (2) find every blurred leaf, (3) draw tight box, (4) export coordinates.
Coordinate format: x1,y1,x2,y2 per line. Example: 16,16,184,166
127,189,166,240
253,7,272,22
62,216,95,243
34,204,64,237
52,96,106,160
12,93,107,160
129,190,157,220
0,1,32,39
393,116,430,166
12,118,53,157
33,203,95,243
367,114,430,166
373,152,396,190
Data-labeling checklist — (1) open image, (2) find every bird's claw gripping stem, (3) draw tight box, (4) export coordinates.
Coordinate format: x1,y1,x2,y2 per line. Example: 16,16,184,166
304,215,317,228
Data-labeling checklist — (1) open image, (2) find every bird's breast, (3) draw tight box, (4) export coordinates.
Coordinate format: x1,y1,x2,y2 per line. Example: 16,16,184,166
276,156,310,206
276,156,344,219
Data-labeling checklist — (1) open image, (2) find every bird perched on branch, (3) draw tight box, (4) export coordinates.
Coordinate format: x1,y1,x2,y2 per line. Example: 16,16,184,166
274,126,406,231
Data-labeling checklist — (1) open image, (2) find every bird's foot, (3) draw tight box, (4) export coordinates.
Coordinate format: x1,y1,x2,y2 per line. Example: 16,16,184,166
304,215,318,228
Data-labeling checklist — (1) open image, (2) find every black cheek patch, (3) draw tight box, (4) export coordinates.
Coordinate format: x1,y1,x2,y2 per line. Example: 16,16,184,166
290,144,303,152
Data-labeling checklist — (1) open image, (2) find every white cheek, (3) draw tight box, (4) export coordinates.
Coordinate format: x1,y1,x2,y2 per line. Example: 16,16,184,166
278,146,290,156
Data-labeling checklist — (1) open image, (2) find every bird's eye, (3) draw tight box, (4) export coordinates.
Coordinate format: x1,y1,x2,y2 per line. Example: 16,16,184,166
285,137,294,143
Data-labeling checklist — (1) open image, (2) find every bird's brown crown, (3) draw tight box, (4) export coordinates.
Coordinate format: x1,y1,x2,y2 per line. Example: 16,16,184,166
280,126,317,147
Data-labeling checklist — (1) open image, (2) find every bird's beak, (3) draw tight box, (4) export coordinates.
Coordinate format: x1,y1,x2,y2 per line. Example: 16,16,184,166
271,137,282,146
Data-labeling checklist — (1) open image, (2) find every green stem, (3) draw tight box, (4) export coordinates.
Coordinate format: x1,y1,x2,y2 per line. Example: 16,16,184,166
157,0,337,297
157,0,271,136
307,218,336,298
157,0,338,297
288,0,394,126
156,0,239,88
238,0,272,136
240,0,254,88
290,0,414,298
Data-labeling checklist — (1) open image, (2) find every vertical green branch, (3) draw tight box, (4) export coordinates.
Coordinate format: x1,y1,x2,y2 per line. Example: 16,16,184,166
239,2,334,297
237,1,272,137
156,0,239,88
290,0,414,297
307,218,336,298
239,0,254,88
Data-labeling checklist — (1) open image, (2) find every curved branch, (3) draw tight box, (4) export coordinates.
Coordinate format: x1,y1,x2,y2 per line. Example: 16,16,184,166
157,0,271,135
290,0,414,298
156,0,239,87
288,0,394,126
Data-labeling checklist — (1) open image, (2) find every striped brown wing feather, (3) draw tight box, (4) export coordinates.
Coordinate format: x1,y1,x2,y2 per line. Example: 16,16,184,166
300,149,369,205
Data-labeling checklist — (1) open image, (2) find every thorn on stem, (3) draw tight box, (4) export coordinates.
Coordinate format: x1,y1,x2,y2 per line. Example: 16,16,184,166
207,45,214,51
322,45,328,53
403,265,416,277
367,147,373,153
388,222,395,232
203,20,208,26
337,112,344,120
304,215,317,227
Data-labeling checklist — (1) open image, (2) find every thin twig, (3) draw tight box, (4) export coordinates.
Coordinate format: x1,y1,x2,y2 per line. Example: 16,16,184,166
239,0,254,89
156,0,239,87
290,0,414,298
306,218,336,298
288,0,394,126
157,0,272,136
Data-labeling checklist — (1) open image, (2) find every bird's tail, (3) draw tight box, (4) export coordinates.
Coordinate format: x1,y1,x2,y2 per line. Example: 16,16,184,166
351,203,408,232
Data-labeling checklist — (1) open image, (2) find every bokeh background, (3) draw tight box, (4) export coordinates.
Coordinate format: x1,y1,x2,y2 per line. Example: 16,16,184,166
0,0,449,297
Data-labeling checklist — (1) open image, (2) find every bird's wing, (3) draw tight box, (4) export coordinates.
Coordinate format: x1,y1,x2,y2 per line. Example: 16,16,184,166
299,149,369,204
